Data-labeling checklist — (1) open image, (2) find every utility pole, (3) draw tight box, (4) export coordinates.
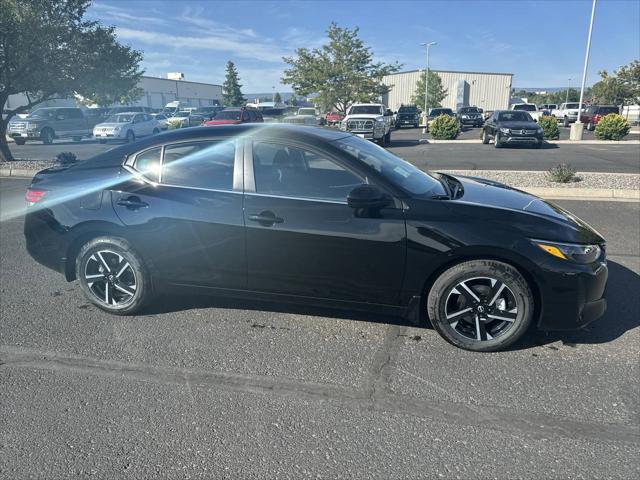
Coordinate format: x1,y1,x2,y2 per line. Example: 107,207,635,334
571,0,596,140
565,78,571,105
420,41,437,134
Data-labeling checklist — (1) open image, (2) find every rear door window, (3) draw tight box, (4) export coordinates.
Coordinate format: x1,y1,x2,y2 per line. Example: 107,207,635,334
133,147,162,182
162,140,236,191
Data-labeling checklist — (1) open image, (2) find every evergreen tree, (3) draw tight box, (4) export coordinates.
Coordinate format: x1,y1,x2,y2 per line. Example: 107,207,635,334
412,70,447,111
289,94,298,106
222,61,245,106
274,92,282,103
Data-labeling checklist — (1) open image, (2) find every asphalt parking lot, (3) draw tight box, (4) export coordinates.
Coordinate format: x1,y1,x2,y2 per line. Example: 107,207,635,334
6,126,640,174
1,176,638,478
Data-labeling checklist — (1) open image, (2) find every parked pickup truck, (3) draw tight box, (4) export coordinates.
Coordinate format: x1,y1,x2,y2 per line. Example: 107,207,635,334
340,103,393,146
510,103,542,122
551,102,582,127
7,107,91,145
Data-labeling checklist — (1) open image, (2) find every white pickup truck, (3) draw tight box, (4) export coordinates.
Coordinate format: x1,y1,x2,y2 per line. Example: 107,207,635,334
551,102,582,127
340,103,394,146
510,103,542,122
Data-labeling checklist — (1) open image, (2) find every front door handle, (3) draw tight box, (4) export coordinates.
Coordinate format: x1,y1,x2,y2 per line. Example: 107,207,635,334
117,196,149,210
248,210,284,226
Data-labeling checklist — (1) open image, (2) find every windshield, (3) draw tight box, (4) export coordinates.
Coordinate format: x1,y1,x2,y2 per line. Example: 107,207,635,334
398,106,418,113
565,103,580,109
349,106,382,115
498,111,533,122
458,107,480,114
429,109,452,116
333,135,447,198
298,108,316,116
598,106,619,114
215,110,242,120
512,104,537,111
105,114,133,123
26,109,55,119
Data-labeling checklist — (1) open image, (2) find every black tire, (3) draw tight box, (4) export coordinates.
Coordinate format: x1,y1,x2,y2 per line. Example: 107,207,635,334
493,132,502,148
427,259,534,352
534,140,543,148
152,128,160,135
481,129,490,144
75,236,152,315
99,139,107,144
587,122,593,131
41,128,54,145
14,138,26,145
72,136,82,142
563,117,569,128
414,123,419,128
125,130,135,143
384,130,391,146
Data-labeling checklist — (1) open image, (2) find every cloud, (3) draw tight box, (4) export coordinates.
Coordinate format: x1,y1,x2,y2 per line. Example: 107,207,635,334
90,2,168,27
115,27,286,63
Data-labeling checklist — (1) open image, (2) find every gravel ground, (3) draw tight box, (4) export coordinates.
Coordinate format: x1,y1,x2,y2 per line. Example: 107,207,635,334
438,169,640,190
2,160,638,191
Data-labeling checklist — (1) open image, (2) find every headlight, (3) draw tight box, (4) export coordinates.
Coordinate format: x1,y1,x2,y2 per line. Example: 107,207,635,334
113,126,121,132
461,115,469,119
499,128,511,134
533,240,602,264
537,127,543,133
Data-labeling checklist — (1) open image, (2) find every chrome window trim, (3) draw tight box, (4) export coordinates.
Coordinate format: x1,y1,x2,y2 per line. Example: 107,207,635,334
244,192,347,205
122,164,243,195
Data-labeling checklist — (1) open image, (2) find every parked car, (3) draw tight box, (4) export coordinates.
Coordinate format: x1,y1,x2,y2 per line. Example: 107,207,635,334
325,111,344,126
425,108,455,131
283,107,322,126
395,104,421,128
340,103,393,146
7,107,91,145
203,108,263,126
260,107,290,123
510,103,542,122
482,110,544,148
456,106,484,128
151,113,170,130
168,111,206,128
24,124,608,352
107,106,153,116
82,108,111,129
580,105,620,130
194,106,224,121
538,103,557,116
551,103,582,127
92,112,160,143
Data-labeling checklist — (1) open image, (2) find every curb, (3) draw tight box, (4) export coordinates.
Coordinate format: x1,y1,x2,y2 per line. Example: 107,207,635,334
419,139,640,145
1,168,638,201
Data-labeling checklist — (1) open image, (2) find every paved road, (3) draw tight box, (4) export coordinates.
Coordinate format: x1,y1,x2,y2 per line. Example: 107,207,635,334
1,177,639,478
7,128,640,174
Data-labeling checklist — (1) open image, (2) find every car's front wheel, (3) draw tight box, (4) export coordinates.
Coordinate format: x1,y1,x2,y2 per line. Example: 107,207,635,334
125,130,135,143
76,236,152,315
494,132,502,148
481,129,490,144
14,138,26,145
427,259,534,352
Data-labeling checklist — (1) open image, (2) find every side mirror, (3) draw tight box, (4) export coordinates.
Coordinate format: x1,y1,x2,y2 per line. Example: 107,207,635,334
347,184,391,210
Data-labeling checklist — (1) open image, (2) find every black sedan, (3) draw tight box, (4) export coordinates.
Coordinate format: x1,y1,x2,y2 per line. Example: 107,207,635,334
24,124,607,352
482,110,544,148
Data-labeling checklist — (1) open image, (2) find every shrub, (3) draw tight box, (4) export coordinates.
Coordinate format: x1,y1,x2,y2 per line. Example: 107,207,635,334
546,163,577,183
594,113,630,140
55,152,77,165
538,115,559,140
429,114,459,140
167,118,183,130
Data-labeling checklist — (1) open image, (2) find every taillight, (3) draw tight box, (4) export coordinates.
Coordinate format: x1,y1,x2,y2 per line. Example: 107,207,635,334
25,188,46,205
593,114,601,122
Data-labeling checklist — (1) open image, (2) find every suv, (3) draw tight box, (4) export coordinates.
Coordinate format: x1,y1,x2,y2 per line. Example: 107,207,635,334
7,107,91,145
538,103,557,116
580,105,620,130
340,103,394,146
457,106,484,128
395,104,421,128
510,103,542,122
551,103,582,127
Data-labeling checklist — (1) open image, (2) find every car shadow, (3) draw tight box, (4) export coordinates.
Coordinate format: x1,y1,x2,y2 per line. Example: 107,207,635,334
389,139,421,147
518,260,639,349
498,142,559,150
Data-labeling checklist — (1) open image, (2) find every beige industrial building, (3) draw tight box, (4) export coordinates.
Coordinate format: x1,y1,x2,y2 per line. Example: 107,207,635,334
382,69,513,112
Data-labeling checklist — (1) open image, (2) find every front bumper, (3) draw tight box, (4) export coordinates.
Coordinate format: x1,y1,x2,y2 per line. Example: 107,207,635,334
537,260,608,331
502,134,543,144
459,117,483,126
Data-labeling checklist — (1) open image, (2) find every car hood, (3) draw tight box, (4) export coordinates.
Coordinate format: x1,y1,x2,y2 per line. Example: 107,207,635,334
205,119,241,125
446,174,604,243
345,114,383,121
498,121,539,129
94,122,129,128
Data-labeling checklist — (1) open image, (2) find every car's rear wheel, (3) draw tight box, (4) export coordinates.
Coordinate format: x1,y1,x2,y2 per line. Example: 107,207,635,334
481,129,490,144
153,128,160,135
76,236,151,315
587,122,593,131
563,117,569,128
41,128,54,145
126,130,135,143
427,260,534,352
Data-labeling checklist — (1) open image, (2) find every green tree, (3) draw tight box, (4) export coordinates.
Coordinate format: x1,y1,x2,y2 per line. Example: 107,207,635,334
282,23,401,114
289,94,298,107
222,61,245,106
411,69,448,110
274,92,282,103
0,0,144,161
615,60,640,103
591,71,626,104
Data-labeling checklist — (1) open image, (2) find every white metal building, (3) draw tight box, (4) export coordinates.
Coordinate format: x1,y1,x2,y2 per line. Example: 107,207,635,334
382,69,513,112
5,75,223,111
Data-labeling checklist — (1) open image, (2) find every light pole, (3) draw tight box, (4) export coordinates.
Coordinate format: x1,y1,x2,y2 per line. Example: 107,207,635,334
420,41,436,133
571,0,596,140
565,78,571,105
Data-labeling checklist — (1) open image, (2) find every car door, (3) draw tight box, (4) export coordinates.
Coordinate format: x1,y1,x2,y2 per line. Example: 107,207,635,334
243,139,406,305
54,109,74,137
111,138,246,288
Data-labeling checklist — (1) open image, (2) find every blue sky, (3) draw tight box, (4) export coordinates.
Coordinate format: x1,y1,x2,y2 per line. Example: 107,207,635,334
88,0,640,92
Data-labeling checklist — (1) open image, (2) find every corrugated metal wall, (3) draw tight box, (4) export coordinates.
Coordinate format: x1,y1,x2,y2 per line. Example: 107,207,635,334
382,70,513,112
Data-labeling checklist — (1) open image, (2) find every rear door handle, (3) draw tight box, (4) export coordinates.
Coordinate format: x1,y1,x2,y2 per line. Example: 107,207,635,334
248,211,284,226
117,196,149,210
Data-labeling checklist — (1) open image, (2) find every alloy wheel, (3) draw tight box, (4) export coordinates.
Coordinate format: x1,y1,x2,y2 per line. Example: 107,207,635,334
444,276,519,342
83,250,137,306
